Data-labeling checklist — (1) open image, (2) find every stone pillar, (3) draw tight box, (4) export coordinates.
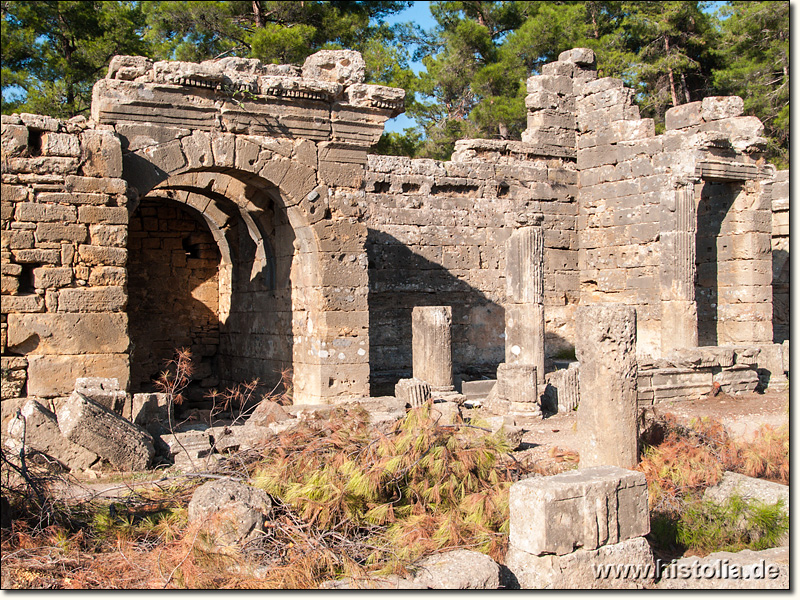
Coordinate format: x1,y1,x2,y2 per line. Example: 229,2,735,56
576,304,638,469
660,184,698,353
412,306,454,392
505,227,545,382
496,363,540,417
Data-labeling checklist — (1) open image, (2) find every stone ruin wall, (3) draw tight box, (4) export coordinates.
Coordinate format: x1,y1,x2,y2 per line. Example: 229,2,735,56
1,47,790,413
771,169,789,344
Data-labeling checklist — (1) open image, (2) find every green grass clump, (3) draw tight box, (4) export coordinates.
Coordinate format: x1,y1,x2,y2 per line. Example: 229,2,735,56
676,495,788,555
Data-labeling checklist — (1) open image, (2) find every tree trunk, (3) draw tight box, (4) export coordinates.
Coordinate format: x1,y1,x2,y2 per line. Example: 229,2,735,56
253,0,265,27
498,122,509,139
665,36,679,106
680,72,691,104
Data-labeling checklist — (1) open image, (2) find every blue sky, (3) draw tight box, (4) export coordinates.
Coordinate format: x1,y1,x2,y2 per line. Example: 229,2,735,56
382,1,436,133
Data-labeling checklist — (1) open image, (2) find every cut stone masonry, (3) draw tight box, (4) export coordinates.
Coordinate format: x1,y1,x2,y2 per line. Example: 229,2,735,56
1,48,789,421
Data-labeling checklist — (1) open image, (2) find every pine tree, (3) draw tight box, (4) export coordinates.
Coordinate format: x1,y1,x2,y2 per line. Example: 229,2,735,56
712,1,788,167
1,0,147,118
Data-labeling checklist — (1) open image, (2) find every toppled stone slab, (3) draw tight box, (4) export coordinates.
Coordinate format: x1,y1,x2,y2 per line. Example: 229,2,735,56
506,536,654,589
5,399,98,471
57,391,154,472
74,377,126,413
409,549,500,589
509,466,649,556
160,429,212,470
188,479,273,545
656,546,788,589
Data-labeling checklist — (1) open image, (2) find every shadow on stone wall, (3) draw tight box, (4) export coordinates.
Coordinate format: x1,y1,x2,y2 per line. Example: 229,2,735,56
367,229,505,396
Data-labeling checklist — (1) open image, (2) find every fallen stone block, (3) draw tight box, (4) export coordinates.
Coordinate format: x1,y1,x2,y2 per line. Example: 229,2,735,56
656,546,788,589
5,399,98,471
74,377,127,413
409,549,500,589
160,429,212,470
509,466,649,556
188,479,273,545
395,377,431,408
506,536,654,589
57,391,154,472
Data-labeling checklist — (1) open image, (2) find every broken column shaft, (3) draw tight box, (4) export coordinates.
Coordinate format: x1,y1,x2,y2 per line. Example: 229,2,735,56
576,304,639,469
412,306,454,392
505,227,546,382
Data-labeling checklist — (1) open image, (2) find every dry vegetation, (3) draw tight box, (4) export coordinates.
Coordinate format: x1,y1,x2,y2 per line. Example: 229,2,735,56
1,397,788,589
638,411,789,558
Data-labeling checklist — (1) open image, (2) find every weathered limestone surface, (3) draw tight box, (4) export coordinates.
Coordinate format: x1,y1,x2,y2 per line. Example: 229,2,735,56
506,465,652,589
508,466,649,556
56,391,154,471
657,546,788,590
394,377,431,408
506,537,654,589
187,479,273,545
1,47,786,420
576,304,638,469
5,398,98,471
412,306,454,392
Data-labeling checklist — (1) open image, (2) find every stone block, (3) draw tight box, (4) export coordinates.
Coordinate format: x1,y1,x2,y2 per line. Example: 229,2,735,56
2,230,35,249
32,266,72,289
558,47,596,66
302,49,366,85
41,132,81,157
77,244,127,266
713,367,759,394
58,286,126,311
74,377,127,413
57,391,153,471
7,312,128,355
80,130,123,177
1,123,28,156
496,362,538,405
15,202,77,223
665,101,702,130
1,294,45,313
89,225,127,247
64,175,127,194
131,392,172,428
395,377,431,408
188,479,273,545
704,471,788,514
19,113,59,131
26,353,129,398
509,466,649,557
506,536,654,589
77,206,128,224
5,399,98,471
35,223,87,243
701,96,744,121
409,549,500,589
